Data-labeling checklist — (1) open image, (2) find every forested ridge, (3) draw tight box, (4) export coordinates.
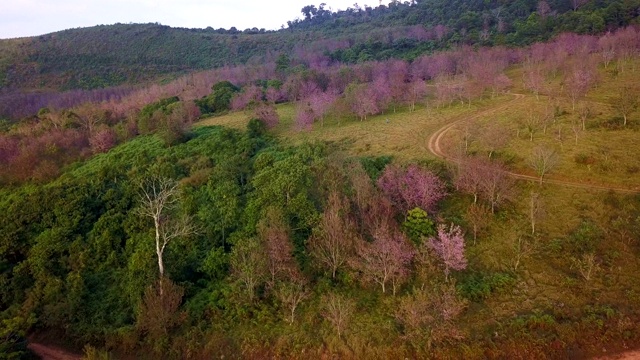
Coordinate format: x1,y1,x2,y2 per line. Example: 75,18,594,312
1,1,640,359
1,0,639,91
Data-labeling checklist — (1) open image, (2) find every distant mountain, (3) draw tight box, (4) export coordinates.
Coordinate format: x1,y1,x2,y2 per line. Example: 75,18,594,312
0,0,638,91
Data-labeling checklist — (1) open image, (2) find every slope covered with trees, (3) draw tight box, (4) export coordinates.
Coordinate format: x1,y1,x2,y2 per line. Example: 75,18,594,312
1,0,639,91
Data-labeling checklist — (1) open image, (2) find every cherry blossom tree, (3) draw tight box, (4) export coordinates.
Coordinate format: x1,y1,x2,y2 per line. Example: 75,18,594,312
564,60,597,111
253,102,279,129
377,164,446,214
407,80,428,112
89,127,117,154
345,83,379,121
294,103,315,131
354,226,414,294
428,224,467,281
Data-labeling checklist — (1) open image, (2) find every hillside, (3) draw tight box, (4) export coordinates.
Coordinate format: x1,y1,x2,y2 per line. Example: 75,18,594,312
1,24,640,358
1,0,639,91
1,1,640,359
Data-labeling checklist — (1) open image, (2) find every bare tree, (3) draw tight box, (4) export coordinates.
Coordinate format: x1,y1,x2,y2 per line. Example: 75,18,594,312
274,274,309,324
230,237,267,302
529,192,544,235
529,146,559,185
613,86,638,127
578,103,593,131
571,253,599,281
321,292,355,340
478,161,515,213
570,0,588,11
309,191,356,278
138,177,197,286
479,123,510,159
509,234,536,272
465,203,491,244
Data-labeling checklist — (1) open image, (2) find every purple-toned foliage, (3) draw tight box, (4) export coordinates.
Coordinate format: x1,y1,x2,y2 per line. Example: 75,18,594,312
231,85,263,111
90,127,117,154
428,223,467,279
346,83,379,121
253,102,279,129
355,225,414,294
294,103,315,132
377,164,446,214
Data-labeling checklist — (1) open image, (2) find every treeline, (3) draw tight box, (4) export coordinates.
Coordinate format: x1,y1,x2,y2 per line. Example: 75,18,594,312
1,0,639,91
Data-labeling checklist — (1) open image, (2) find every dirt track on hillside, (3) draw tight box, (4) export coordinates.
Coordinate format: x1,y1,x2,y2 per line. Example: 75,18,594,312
426,93,640,194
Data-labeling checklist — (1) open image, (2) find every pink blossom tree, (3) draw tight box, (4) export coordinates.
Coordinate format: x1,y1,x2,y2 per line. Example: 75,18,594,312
253,102,279,129
294,103,315,131
354,225,414,295
89,127,117,154
231,85,263,111
407,80,428,112
307,91,337,127
428,224,467,281
377,164,446,214
345,83,379,121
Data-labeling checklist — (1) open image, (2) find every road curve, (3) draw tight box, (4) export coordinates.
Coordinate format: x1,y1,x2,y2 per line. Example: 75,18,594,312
426,94,640,195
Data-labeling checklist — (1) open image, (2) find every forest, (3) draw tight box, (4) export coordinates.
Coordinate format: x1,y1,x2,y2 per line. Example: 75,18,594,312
1,1,640,360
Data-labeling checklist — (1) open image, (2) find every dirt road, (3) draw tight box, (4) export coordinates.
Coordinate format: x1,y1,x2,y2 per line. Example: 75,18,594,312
426,93,640,194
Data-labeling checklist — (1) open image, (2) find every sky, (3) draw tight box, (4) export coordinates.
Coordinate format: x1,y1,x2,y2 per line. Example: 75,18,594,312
0,0,386,39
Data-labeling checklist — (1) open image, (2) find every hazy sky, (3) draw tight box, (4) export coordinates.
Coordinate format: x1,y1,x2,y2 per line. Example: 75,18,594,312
0,0,385,39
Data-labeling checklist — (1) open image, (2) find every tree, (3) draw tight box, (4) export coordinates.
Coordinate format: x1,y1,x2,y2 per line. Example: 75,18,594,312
570,0,588,11
407,80,428,112
354,225,414,295
345,83,379,121
137,177,197,286
479,123,510,159
274,273,309,324
258,207,296,286
465,203,491,244
309,191,355,279
529,146,559,185
478,161,514,213
613,86,638,127
402,207,436,246
307,91,337,127
564,61,596,111
253,102,279,129
229,236,266,302
294,103,315,131
136,278,185,353
529,192,544,235
455,156,488,203
377,164,446,214
428,224,467,281
321,292,355,340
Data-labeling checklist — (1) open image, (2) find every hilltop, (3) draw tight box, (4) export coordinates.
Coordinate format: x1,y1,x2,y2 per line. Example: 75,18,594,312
1,0,639,90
